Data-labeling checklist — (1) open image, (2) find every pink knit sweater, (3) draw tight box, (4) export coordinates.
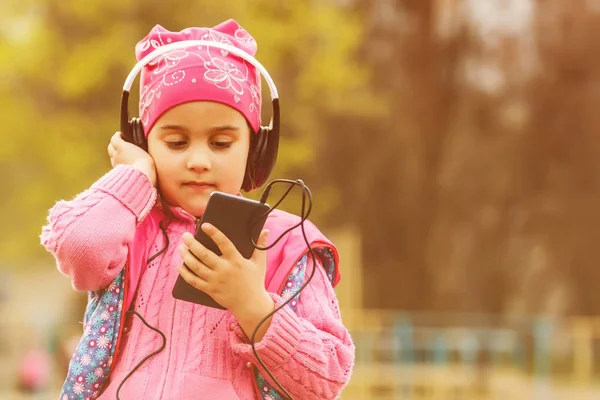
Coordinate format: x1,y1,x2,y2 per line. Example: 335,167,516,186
41,165,355,399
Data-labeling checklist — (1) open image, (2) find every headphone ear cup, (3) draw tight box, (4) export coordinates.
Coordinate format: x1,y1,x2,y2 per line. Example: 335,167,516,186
129,118,148,152
255,127,270,162
242,130,261,192
242,126,278,192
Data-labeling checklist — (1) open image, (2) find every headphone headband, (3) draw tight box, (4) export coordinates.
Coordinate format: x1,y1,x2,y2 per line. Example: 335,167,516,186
123,39,279,99
121,39,279,136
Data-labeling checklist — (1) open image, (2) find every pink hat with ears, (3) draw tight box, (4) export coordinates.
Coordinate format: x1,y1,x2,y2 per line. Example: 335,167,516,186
135,19,262,135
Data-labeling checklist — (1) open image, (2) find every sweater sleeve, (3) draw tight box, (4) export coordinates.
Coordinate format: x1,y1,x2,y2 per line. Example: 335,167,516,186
40,165,157,291
227,256,355,400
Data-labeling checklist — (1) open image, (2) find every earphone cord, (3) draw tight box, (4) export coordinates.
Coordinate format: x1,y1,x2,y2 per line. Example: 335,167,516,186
115,224,169,400
249,179,317,400
114,182,313,400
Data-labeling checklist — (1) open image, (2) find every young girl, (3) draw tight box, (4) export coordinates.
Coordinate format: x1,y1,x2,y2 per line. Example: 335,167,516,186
41,19,355,400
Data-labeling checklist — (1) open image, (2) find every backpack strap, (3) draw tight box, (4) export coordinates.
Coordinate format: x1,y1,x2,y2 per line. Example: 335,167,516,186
253,247,337,399
59,270,126,399
59,209,163,400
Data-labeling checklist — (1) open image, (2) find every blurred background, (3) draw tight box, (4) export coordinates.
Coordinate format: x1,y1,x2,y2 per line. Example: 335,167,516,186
2,0,600,398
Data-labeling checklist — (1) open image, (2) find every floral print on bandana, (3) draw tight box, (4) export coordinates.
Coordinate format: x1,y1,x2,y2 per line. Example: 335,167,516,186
136,25,261,128
204,57,246,95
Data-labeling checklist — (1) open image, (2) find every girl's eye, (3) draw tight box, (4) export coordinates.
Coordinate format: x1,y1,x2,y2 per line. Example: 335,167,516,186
166,141,187,149
212,141,232,149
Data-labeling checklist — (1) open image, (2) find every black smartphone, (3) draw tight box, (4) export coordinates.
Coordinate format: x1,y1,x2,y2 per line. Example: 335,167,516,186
172,191,271,309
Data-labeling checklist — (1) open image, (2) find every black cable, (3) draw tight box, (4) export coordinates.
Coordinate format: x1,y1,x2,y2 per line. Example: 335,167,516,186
147,223,169,264
115,182,316,400
252,179,313,249
247,179,317,400
115,311,166,400
115,223,169,400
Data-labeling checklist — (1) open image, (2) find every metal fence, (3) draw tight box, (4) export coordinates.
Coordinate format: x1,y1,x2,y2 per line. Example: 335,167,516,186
340,309,600,399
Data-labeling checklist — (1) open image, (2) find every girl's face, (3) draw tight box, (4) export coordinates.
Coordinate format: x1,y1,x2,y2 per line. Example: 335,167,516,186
147,101,251,217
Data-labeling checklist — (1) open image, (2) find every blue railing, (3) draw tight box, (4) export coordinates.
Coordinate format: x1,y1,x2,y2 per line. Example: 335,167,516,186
341,310,600,398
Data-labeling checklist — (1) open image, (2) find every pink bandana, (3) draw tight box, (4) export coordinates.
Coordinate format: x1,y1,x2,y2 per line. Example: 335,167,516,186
135,19,262,135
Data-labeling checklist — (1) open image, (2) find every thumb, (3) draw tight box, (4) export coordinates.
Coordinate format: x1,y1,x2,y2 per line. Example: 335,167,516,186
251,229,269,265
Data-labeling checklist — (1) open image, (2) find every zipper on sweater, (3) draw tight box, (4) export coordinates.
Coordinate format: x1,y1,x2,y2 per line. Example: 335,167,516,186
179,207,201,232
157,299,178,399
157,219,194,399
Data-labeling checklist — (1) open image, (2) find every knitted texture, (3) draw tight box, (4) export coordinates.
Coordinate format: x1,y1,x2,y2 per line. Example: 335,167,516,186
41,165,355,399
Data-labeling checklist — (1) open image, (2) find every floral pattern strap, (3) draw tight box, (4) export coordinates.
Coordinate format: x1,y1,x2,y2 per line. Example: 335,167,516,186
255,247,336,399
59,270,125,400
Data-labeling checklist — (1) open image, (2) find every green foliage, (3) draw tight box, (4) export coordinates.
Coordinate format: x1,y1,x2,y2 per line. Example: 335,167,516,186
0,0,373,266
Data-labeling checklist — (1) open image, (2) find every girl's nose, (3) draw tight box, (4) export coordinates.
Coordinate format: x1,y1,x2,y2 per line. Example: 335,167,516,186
186,148,211,171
